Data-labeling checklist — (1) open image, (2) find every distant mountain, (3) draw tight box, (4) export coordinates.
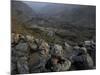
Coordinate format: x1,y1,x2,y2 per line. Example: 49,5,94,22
11,1,96,43
11,1,37,24
24,2,96,26
12,1,96,27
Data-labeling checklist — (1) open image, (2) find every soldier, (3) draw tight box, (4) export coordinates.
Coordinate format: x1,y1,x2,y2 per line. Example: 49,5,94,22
17,57,29,74
45,44,71,72
71,46,94,70
45,55,71,72
29,39,50,73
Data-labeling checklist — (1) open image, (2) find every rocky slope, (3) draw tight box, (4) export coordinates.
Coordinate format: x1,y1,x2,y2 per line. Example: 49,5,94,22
11,33,96,74
11,1,96,44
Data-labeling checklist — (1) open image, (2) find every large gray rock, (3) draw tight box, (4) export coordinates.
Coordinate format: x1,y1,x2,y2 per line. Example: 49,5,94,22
11,56,18,63
47,31,55,37
15,42,29,59
11,33,25,44
25,35,34,42
15,42,29,52
28,41,38,51
11,63,16,72
64,42,71,49
17,57,29,74
86,54,94,68
15,51,28,57
11,33,15,44
84,40,95,46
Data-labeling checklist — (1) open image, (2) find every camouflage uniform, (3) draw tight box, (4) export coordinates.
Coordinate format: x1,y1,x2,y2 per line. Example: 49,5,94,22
29,39,50,73
46,44,71,72
71,46,94,70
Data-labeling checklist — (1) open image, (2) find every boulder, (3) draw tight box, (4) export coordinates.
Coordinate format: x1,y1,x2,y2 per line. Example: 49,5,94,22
17,60,29,74
14,33,24,43
11,62,17,74
47,31,55,37
84,40,95,46
15,51,28,57
15,42,29,52
86,54,94,69
11,33,15,44
64,42,71,48
26,35,34,42
28,41,38,51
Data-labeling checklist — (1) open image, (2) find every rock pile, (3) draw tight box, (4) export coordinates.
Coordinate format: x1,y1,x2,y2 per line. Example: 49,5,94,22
11,33,96,74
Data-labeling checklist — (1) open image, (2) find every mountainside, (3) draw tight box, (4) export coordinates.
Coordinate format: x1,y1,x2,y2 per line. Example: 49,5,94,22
11,1,38,29
12,1,96,27
11,1,96,44
24,2,95,26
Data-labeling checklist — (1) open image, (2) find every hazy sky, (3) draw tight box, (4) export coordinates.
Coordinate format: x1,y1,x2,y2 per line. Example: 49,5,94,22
23,1,48,10
22,1,83,13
